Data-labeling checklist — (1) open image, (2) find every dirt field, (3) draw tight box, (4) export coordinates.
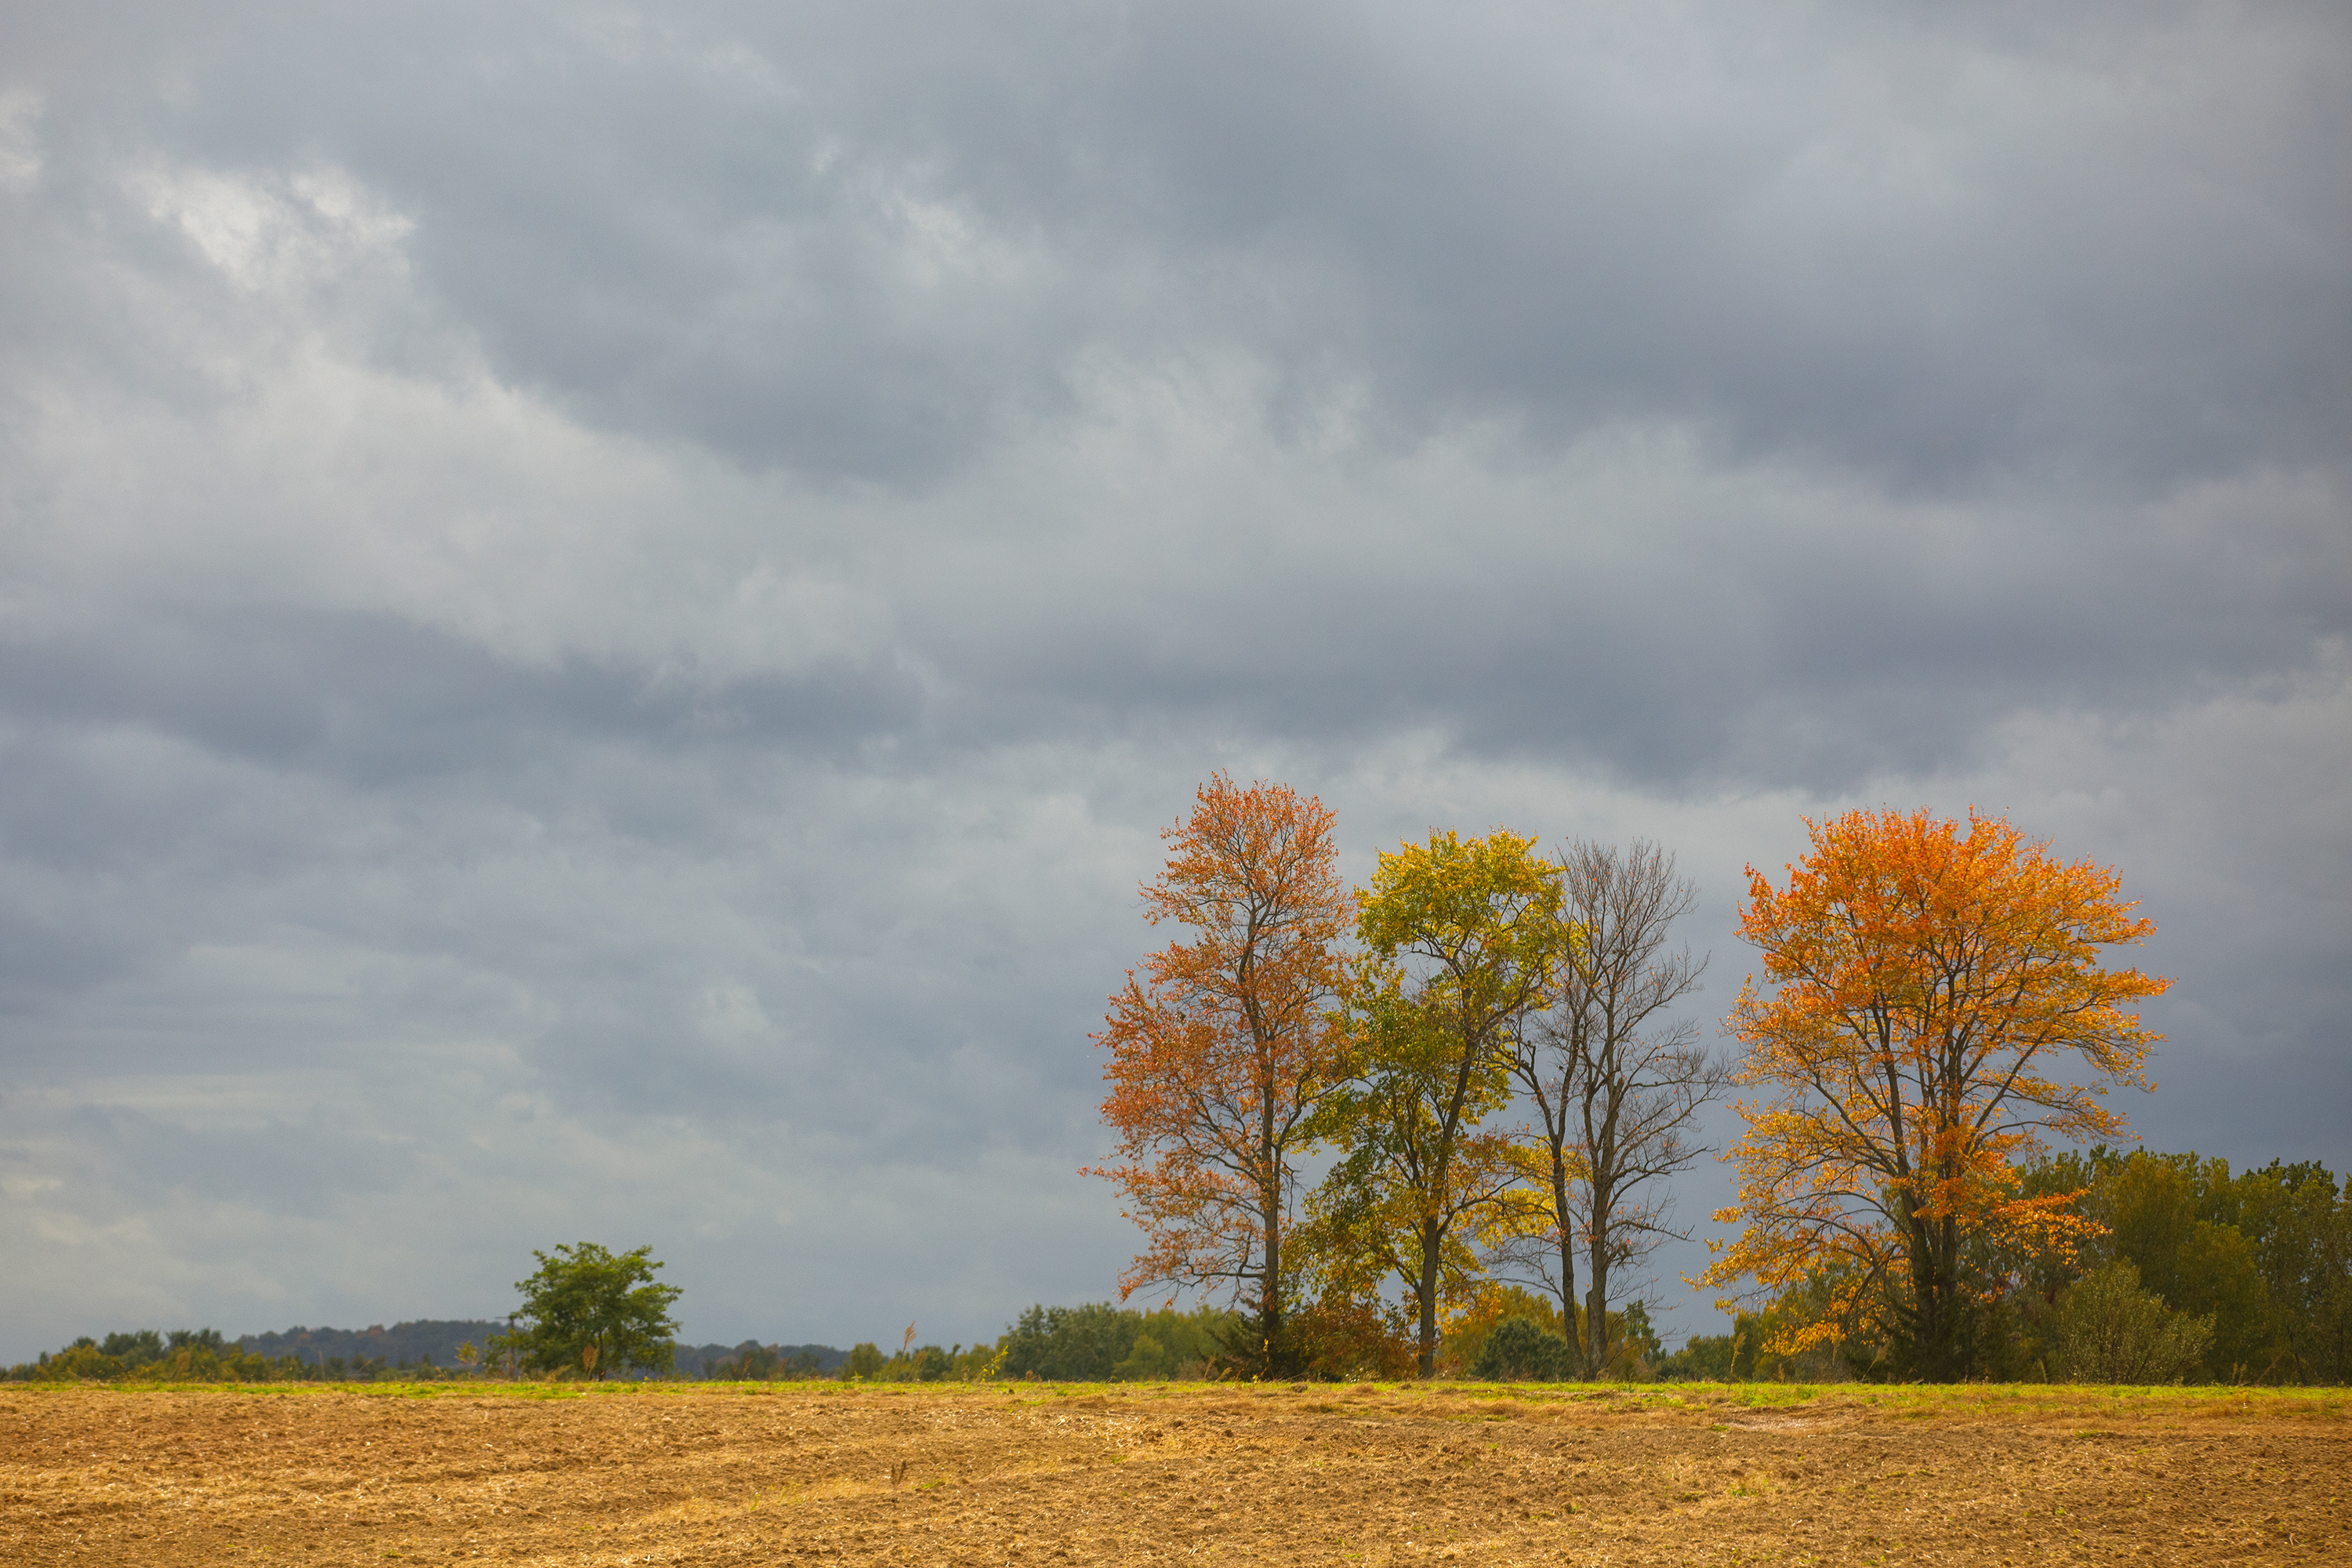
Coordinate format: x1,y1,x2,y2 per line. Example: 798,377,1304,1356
2,1381,2345,1566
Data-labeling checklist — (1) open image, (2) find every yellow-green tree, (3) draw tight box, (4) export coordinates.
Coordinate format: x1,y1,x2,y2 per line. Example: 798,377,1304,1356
1700,808,2168,1377
1308,829,1565,1377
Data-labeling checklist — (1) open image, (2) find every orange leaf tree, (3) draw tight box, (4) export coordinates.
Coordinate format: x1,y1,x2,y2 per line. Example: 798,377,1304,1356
1086,775,1350,1370
1699,808,2169,1377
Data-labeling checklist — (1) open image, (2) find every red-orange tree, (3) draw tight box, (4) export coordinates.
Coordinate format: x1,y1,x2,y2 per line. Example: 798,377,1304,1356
1087,776,1350,1368
1700,808,2169,1377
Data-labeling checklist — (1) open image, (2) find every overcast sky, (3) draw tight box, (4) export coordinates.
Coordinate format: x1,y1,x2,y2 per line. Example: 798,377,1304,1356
2,1,2347,1363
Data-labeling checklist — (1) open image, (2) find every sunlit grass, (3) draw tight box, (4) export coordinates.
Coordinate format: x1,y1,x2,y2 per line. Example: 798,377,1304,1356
25,1375,2346,1424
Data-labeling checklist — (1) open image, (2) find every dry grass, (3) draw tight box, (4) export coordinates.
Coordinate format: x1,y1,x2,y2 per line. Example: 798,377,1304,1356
2,1379,2346,1564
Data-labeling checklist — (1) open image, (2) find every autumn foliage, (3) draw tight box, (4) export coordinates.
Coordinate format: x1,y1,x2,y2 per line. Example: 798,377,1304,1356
1095,785,2200,1385
1087,775,1350,1365
1700,808,2169,1376
1308,829,1566,1377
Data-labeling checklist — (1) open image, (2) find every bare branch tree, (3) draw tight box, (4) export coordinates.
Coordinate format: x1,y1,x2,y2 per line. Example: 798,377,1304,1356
1506,839,1730,1376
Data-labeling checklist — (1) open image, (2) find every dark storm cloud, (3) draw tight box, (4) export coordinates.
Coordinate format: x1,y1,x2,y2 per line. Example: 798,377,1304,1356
17,2,2344,492
0,608,921,792
0,1,2344,1358
0,608,1116,1149
13,0,2334,786
898,466,2346,788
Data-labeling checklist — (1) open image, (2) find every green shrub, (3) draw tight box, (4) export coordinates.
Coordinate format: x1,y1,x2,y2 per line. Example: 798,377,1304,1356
1470,1317,1574,1381
1653,1333,1736,1381
2055,1261,2213,1383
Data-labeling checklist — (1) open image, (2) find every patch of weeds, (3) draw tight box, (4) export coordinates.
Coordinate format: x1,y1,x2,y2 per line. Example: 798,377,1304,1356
1730,1385,1818,1409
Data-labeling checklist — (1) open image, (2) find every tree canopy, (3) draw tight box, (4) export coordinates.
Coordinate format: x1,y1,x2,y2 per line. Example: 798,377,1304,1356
1699,808,2169,1377
508,1243,684,1381
1308,827,1566,1377
1087,775,1350,1373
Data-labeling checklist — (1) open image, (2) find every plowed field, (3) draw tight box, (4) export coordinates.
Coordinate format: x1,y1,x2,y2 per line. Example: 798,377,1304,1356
2,1381,2344,1565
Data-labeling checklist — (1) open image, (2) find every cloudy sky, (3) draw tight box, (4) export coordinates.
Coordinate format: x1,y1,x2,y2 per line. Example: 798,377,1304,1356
2,1,2346,1363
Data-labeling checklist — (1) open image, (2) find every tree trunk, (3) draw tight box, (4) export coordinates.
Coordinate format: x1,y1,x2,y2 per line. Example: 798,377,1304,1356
1417,1218,1443,1377
1897,1192,1953,1374
1261,1185,1283,1372
1552,1143,1579,1363
1584,1185,1611,1380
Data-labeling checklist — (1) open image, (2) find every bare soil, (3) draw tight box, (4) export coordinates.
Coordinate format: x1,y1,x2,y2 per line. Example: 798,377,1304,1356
2,1381,2344,1565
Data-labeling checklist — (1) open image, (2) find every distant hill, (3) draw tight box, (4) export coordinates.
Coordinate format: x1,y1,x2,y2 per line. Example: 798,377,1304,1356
236,1321,848,1377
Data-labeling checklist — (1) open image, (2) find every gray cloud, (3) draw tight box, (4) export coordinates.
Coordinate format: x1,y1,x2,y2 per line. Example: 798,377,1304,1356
0,0,2345,1359
20,3,2344,490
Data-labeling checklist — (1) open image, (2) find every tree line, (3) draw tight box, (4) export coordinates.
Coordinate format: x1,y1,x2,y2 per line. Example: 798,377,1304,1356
817,1303,1243,1384
1088,777,2349,1384
14,1145,2343,1386
17,786,2341,1388
1661,1146,2351,1384
2,1298,1242,1387
1,1239,1247,1387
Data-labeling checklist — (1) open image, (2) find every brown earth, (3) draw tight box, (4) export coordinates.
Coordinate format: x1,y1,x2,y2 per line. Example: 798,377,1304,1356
2,1381,2345,1565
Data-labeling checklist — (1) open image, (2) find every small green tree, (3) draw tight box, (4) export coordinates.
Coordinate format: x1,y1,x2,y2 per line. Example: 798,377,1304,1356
510,1243,683,1381
998,1302,1139,1380
2054,1261,2212,1384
